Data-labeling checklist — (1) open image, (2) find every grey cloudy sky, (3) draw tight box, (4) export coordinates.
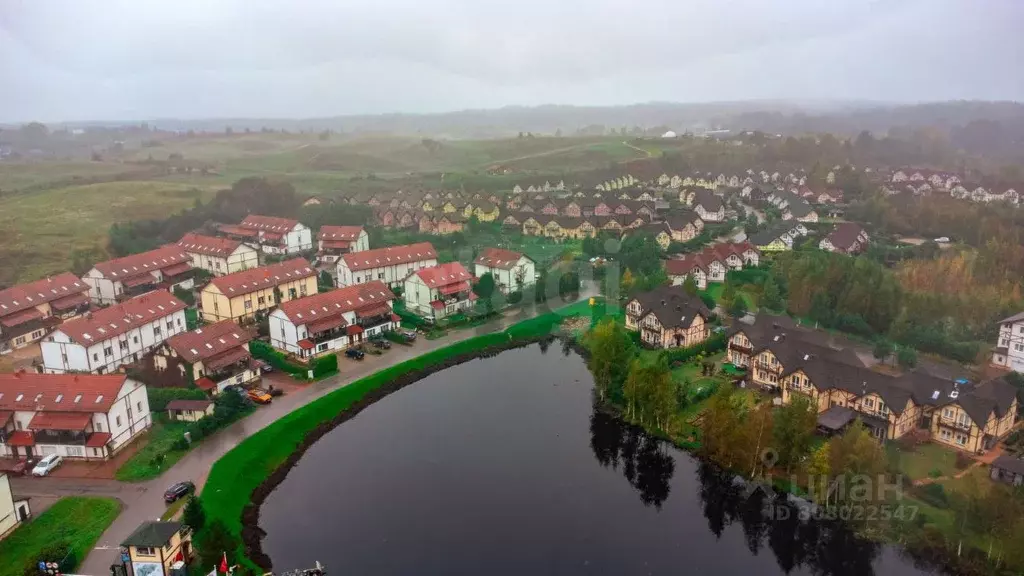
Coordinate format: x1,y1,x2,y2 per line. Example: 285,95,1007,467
1,0,1022,122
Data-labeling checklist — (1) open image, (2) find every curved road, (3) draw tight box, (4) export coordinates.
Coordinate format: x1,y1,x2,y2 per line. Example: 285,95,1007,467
13,287,598,575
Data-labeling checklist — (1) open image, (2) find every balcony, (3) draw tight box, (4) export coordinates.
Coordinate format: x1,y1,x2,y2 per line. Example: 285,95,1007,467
755,360,781,372
940,416,972,432
729,341,753,354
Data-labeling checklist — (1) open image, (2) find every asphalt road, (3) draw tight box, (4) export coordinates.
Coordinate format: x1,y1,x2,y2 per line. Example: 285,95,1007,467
14,287,598,576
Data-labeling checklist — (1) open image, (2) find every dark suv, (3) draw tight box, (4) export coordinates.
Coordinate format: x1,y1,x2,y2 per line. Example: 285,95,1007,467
164,481,195,503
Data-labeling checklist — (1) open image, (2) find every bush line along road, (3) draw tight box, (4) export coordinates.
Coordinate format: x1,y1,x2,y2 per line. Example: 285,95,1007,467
10,290,596,576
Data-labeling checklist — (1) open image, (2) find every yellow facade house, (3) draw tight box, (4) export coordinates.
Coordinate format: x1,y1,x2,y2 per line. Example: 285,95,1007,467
200,258,317,322
122,520,193,575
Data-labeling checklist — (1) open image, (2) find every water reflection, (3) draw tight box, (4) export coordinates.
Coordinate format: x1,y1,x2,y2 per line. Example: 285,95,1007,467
695,462,885,576
588,406,674,509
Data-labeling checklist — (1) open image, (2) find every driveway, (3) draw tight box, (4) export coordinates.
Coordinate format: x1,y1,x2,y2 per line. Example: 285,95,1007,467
58,285,598,576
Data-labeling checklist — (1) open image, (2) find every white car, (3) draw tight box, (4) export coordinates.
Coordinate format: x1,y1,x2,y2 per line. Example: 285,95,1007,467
32,454,63,477
934,236,950,243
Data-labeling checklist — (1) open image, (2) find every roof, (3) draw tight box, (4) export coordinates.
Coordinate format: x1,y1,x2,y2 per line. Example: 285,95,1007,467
0,372,127,413
993,455,1024,477
50,293,89,311
56,291,187,345
277,281,395,324
177,233,244,257
207,258,316,297
663,211,702,231
91,245,192,280
317,225,364,242
7,431,34,447
166,399,214,411
999,311,1024,325
691,189,723,212
122,521,184,548
340,242,437,272
413,262,472,289
0,307,43,328
0,273,88,318
165,320,252,363
239,214,301,233
749,223,799,246
474,247,528,270
826,223,865,251
86,432,111,447
627,285,711,329
786,198,815,218
817,405,856,431
27,411,92,431
195,377,216,391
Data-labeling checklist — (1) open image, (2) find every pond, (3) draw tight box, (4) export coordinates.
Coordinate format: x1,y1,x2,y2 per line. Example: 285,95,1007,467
260,343,934,575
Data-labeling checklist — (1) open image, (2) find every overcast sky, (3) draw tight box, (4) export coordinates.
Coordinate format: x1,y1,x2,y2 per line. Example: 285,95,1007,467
1,0,1022,122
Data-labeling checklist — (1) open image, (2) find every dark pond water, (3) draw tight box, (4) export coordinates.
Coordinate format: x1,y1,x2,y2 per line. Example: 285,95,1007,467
261,343,934,576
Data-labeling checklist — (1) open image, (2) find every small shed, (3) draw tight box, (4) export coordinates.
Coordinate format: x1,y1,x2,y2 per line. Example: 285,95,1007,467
990,454,1024,486
165,399,215,423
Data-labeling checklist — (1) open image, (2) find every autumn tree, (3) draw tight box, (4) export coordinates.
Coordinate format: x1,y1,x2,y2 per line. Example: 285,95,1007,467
621,268,636,294
586,318,634,403
829,422,887,505
772,396,817,473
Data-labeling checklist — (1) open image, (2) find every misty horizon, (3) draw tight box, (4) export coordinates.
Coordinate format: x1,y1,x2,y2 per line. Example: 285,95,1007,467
2,0,1023,124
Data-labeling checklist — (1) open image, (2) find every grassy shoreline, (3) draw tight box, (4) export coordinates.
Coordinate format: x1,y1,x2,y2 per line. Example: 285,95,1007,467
201,300,593,572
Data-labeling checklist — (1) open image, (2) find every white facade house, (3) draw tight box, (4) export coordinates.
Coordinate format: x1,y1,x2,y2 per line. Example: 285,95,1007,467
269,281,397,359
177,232,259,276
0,372,151,461
0,473,31,540
83,245,194,305
40,291,188,374
219,215,313,255
317,225,370,264
335,242,437,288
402,262,477,320
993,312,1024,373
154,320,258,393
0,273,91,354
473,248,536,293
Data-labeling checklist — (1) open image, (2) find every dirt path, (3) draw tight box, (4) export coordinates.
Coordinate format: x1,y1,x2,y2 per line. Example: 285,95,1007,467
622,140,654,158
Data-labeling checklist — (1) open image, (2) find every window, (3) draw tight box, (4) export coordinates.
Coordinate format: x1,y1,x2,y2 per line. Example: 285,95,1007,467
378,272,385,280
940,428,952,441
62,353,68,364
177,318,182,327
258,296,265,306
31,330,43,339
955,433,968,446
15,420,23,430
281,326,286,338
244,300,252,310
942,407,954,419
14,336,25,345
136,547,155,556
299,284,308,296
133,335,139,344
289,288,297,299
119,340,128,351
104,346,113,357
137,401,143,412
863,398,874,409
67,446,83,457
1015,343,1024,353
95,421,102,432
154,326,162,337
167,320,174,330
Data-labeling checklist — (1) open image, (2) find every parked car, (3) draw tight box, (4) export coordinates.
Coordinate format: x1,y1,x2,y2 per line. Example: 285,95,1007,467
247,388,273,404
31,454,63,477
12,458,35,476
371,338,391,350
398,329,417,341
934,236,950,243
164,481,195,503
267,384,284,397
345,347,365,360
255,359,273,374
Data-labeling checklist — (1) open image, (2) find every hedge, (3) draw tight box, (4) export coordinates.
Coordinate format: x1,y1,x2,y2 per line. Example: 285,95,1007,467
148,387,208,411
249,341,306,376
311,354,338,378
660,332,729,364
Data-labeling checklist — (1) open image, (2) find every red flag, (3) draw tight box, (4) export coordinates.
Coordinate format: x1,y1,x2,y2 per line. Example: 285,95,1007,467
174,550,184,562
219,552,229,573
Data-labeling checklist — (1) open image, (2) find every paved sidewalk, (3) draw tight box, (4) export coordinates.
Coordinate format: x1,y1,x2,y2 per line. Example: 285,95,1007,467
48,289,596,575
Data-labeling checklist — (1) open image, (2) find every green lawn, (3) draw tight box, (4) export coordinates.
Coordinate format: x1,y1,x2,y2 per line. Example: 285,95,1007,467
0,497,120,576
704,282,757,310
887,441,961,481
115,418,190,481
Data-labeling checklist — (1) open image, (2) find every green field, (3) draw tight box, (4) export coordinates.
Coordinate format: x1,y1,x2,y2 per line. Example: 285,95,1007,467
0,496,120,576
0,180,216,285
0,161,150,192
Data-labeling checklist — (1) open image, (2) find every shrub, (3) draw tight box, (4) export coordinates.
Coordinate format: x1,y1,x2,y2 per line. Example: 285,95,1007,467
249,341,306,376
660,332,728,365
311,354,338,378
173,286,196,306
915,483,948,508
955,451,973,470
148,387,208,412
927,468,942,479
